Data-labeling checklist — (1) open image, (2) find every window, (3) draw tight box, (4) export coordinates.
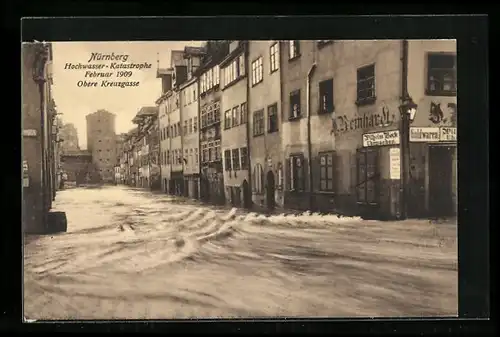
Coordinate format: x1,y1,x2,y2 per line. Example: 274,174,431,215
214,140,221,161
183,120,188,136
177,122,181,136
319,152,335,192
251,57,263,86
224,109,232,129
193,116,198,132
289,154,305,191
224,149,232,171
201,73,206,93
319,78,334,114
224,56,245,87
240,102,247,124
183,90,187,106
289,40,300,59
189,118,193,134
253,109,265,136
214,65,220,86
427,54,457,95
289,90,301,119
207,69,213,91
194,148,198,164
253,164,264,194
232,149,240,170
232,106,240,127
184,149,188,165
356,148,379,204
356,64,376,104
240,147,248,170
270,42,279,72
267,103,278,133
239,55,246,77
202,143,208,163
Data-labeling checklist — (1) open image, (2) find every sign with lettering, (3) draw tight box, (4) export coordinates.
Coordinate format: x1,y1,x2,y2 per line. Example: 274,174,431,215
439,127,457,142
409,127,440,142
362,130,400,147
389,147,401,180
23,129,37,137
333,106,396,134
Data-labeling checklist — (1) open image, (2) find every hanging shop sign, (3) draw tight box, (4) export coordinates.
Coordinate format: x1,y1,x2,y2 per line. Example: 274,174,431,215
389,147,401,180
362,130,400,147
409,127,457,142
409,127,440,142
333,106,396,134
439,127,457,142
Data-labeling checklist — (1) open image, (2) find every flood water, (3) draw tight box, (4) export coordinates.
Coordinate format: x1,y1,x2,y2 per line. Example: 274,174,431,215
23,185,458,320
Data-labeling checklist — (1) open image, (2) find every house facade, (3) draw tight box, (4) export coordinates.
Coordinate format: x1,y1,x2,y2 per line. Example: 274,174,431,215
195,41,230,205
279,39,457,219
248,40,284,210
220,41,251,208
179,47,203,199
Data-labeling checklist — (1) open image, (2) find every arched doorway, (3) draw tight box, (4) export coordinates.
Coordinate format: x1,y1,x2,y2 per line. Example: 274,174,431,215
266,171,276,210
242,179,251,209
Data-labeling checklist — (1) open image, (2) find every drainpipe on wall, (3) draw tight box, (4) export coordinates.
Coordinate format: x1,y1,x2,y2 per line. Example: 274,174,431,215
400,39,410,220
306,62,317,211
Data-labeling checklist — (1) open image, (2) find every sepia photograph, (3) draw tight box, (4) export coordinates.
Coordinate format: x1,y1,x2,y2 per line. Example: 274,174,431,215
22,39,458,320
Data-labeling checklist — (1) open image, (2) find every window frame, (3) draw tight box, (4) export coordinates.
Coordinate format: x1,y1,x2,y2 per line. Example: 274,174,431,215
356,63,376,106
426,53,457,96
224,149,232,171
289,154,305,192
270,42,279,73
267,103,279,133
253,109,265,137
232,148,240,171
240,147,248,170
289,89,301,120
319,78,335,114
288,40,301,60
251,56,264,86
224,109,232,129
319,151,335,192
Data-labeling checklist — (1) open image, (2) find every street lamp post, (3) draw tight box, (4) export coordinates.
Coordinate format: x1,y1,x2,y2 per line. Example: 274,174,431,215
399,95,418,220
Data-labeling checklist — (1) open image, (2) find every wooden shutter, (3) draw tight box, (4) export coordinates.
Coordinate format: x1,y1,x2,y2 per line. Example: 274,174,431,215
285,158,291,191
356,149,366,203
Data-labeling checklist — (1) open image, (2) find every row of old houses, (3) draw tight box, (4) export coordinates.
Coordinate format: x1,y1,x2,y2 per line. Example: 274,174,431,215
117,39,457,220
22,42,67,234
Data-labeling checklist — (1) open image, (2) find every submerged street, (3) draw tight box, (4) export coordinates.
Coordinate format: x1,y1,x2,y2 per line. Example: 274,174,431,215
24,186,457,320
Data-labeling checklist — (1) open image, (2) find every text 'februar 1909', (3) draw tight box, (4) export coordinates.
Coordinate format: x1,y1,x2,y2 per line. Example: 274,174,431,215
66,52,153,88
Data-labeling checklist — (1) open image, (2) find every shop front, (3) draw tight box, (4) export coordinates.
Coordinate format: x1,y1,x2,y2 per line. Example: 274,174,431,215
407,126,457,218
333,101,403,220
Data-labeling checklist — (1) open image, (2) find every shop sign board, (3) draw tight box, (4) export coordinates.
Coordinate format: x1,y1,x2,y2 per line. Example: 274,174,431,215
389,147,401,180
362,130,400,147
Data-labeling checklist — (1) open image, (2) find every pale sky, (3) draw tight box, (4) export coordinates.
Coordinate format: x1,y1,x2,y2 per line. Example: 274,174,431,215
51,41,203,149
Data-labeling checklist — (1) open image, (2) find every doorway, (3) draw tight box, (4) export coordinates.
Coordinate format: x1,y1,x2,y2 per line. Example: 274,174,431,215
242,180,251,209
428,145,455,217
266,171,276,210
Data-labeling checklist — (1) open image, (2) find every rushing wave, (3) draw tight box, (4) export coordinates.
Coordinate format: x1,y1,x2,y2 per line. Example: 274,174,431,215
23,185,458,320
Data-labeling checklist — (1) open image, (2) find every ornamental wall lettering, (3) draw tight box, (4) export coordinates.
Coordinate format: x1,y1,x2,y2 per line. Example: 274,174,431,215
332,106,396,134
